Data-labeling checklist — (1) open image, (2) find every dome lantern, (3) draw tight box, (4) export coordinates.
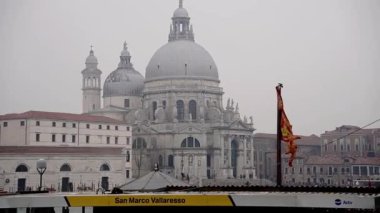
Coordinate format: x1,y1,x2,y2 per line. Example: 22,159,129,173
169,0,193,42
146,1,219,82
118,42,132,69
85,45,98,68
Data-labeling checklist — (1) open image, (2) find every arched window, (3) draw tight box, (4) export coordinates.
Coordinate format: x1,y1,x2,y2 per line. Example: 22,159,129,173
100,164,110,171
133,138,147,149
152,101,157,120
195,140,200,147
15,164,28,172
60,164,71,172
168,155,174,167
189,100,197,120
176,100,184,121
162,100,167,109
181,137,200,148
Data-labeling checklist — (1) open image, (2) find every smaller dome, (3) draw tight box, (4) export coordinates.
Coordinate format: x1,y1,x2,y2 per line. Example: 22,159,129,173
103,42,144,97
86,50,98,64
173,8,188,18
103,69,144,97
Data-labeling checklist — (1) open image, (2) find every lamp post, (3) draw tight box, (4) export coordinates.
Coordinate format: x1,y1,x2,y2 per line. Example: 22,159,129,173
36,159,47,191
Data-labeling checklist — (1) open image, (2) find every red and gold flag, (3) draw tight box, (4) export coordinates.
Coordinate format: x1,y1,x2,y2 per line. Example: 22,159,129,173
276,85,300,167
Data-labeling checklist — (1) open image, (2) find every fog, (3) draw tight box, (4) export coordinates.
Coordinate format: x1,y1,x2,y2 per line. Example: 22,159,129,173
0,0,379,135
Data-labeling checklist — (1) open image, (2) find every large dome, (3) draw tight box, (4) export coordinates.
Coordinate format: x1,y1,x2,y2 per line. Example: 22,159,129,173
145,40,219,82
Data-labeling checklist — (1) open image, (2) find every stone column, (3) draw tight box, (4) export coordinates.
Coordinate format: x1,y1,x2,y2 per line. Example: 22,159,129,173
228,135,232,168
243,136,247,167
251,137,256,178
221,135,225,167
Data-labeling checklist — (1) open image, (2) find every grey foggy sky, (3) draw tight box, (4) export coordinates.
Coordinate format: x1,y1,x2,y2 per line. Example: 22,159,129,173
0,0,379,136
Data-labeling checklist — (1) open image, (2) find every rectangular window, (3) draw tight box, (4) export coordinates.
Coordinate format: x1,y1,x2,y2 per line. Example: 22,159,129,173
127,137,130,145
86,124,90,129
36,133,40,142
126,170,130,178
355,139,359,151
353,166,359,175
107,125,110,130
127,126,130,131
36,121,40,126
3,122,7,127
126,150,130,162
320,167,323,174
340,139,344,151
341,167,345,174
86,135,90,143
313,166,316,174
52,134,56,142
20,121,25,126
360,166,368,176
62,123,66,127
115,126,118,130
98,125,102,129
369,166,374,175
52,122,56,127
107,137,110,144
124,99,130,108
115,137,118,144
72,123,76,128
307,167,310,174
72,135,76,143
299,167,303,174
62,135,66,143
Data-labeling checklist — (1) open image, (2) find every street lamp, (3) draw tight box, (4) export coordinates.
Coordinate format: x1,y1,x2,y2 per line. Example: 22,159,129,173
36,159,47,191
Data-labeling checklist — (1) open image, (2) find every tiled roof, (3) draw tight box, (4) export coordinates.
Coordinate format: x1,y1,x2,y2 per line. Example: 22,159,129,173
351,157,380,165
0,146,123,155
0,111,122,124
253,133,277,139
254,133,320,146
305,155,344,165
305,155,380,165
297,134,320,146
322,125,380,135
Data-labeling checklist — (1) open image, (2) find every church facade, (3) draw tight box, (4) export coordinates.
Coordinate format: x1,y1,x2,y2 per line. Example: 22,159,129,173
84,1,256,184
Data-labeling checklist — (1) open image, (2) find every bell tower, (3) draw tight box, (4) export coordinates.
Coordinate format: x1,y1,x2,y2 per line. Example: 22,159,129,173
82,46,102,113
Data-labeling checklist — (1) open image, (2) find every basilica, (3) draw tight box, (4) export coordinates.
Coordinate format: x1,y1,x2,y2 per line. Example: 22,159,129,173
83,1,256,184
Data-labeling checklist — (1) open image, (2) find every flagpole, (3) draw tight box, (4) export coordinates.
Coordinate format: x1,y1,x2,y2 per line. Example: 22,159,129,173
276,84,282,187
